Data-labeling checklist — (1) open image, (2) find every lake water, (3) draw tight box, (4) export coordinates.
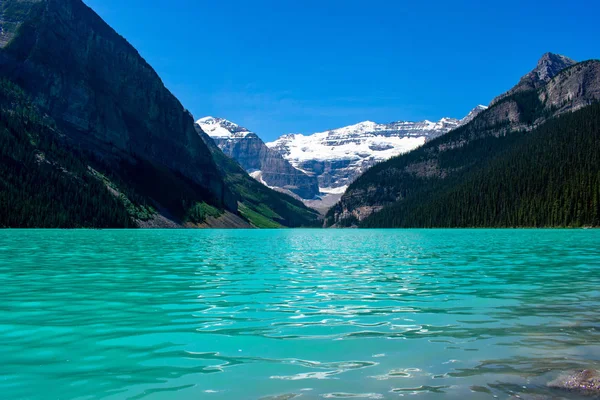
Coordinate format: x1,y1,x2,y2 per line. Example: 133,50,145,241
0,229,599,400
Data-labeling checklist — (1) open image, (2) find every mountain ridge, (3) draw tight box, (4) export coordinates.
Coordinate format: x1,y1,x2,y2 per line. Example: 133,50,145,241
196,108,487,212
267,106,487,193
196,116,320,200
326,53,600,227
491,52,577,105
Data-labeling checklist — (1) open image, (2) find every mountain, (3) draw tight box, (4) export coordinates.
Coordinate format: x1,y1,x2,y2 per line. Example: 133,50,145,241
0,0,319,228
267,108,486,195
491,52,576,105
0,79,135,228
360,103,600,228
326,54,600,228
196,117,320,200
195,125,321,227
459,104,488,125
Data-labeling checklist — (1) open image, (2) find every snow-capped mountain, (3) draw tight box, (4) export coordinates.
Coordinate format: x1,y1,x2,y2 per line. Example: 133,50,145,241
196,116,253,139
196,117,320,199
266,106,486,193
195,107,487,212
459,105,488,125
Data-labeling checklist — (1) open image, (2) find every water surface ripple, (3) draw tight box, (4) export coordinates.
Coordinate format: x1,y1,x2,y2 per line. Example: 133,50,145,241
0,229,599,399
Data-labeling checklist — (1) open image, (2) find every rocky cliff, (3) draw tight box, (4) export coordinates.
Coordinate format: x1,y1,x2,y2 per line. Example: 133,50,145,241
195,125,322,227
197,117,320,200
540,60,600,114
491,52,576,105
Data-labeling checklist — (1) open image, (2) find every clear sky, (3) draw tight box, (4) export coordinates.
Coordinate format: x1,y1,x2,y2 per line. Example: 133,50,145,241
84,0,598,141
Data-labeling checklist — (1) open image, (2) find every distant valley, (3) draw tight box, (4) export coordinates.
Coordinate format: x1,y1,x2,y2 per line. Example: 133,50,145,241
197,106,487,212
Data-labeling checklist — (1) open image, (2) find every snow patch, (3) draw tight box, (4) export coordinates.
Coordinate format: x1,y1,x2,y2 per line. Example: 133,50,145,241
196,116,253,139
266,121,438,164
320,186,348,194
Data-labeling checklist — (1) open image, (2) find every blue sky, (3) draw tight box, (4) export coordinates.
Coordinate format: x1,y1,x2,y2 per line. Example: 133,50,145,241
84,0,598,141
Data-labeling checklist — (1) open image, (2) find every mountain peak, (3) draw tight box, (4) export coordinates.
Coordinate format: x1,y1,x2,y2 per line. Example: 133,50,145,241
460,105,488,125
491,53,576,105
266,109,485,193
196,117,320,199
538,52,573,63
196,116,238,127
196,116,252,138
534,53,577,82
196,116,218,123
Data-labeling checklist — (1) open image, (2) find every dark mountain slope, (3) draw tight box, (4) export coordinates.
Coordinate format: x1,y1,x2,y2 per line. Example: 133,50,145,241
0,0,319,228
0,79,133,227
326,55,600,228
0,78,249,228
196,128,322,228
362,102,600,228
0,0,236,212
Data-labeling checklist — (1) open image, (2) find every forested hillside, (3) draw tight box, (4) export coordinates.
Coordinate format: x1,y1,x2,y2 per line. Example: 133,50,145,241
361,102,600,227
0,80,133,227
326,56,600,228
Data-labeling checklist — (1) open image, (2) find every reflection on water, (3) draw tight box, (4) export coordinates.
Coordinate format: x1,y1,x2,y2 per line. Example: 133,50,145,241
0,229,599,399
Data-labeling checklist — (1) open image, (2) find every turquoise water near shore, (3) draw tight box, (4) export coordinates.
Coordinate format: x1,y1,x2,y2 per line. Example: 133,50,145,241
0,229,599,399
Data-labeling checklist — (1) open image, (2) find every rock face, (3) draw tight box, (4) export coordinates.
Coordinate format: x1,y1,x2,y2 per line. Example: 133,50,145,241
491,52,576,105
327,53,600,227
267,110,484,193
195,125,322,227
0,0,236,211
197,117,320,199
541,60,600,114
548,369,600,396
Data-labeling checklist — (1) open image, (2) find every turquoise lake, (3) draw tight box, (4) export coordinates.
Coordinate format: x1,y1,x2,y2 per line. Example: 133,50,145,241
1,229,599,399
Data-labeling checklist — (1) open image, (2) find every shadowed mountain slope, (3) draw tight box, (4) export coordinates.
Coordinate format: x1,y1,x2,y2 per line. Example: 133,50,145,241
0,0,320,227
